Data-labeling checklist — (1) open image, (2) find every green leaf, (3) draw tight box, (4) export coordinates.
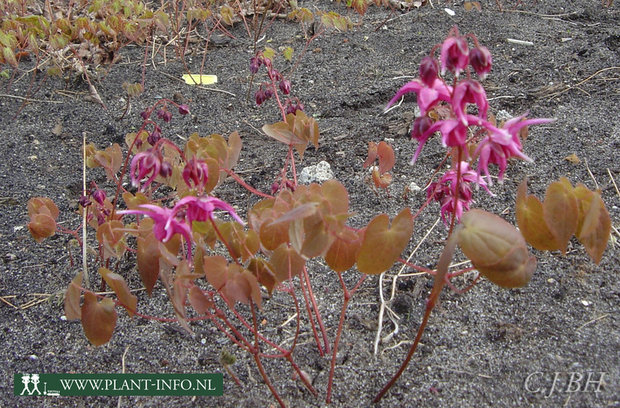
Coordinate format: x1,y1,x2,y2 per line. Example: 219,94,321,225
283,46,294,61
356,208,413,275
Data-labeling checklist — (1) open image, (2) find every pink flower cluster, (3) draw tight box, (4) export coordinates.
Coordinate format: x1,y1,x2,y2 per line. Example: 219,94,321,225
386,26,554,223
118,196,243,263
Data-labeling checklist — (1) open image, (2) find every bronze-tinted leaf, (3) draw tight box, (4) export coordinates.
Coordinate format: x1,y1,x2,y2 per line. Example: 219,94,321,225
321,179,349,215
325,228,361,272
459,209,535,288
270,244,306,282
81,292,117,346
27,197,59,219
99,267,137,317
28,213,56,243
188,286,214,315
96,220,126,260
262,122,305,146
543,177,578,254
248,258,277,295
363,142,377,169
515,179,560,251
137,233,160,295
377,141,395,175
259,217,290,251
64,272,83,320
573,185,611,264
203,255,229,291
356,208,413,275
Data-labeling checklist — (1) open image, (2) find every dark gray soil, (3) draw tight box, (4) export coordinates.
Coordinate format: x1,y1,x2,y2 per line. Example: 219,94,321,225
1,1,619,407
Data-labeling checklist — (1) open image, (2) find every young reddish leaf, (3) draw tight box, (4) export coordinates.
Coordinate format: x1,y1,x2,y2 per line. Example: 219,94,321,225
81,292,117,346
27,197,59,219
28,213,57,243
203,255,229,292
297,213,333,259
94,143,123,181
356,209,413,275
515,179,560,251
137,233,160,295
459,209,536,288
321,180,349,215
99,267,137,317
364,142,378,169
188,286,214,315
542,178,578,254
272,202,319,225
96,220,126,260
248,258,278,295
222,265,262,308
218,222,260,261
325,228,361,272
377,141,395,175
64,272,83,320
371,168,392,190
262,121,305,146
259,218,290,251
270,244,306,282
573,185,611,264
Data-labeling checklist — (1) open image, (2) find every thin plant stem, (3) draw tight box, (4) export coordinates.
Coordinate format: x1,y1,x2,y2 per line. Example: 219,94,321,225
373,231,459,402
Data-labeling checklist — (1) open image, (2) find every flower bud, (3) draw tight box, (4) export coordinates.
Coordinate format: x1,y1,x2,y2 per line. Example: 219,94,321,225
255,89,265,105
92,189,106,206
178,104,190,115
458,209,536,288
159,161,173,178
279,79,291,95
419,56,439,87
249,56,261,74
157,108,172,122
147,126,161,145
410,116,433,142
469,46,492,80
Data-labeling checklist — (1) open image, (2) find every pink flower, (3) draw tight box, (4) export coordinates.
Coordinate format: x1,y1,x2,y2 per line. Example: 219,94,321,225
452,80,488,125
440,35,469,76
118,204,194,262
182,158,209,191
428,162,489,225
171,196,244,226
130,149,163,191
475,114,554,185
386,78,452,116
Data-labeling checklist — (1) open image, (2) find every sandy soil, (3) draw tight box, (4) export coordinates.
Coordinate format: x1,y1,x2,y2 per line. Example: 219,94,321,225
1,1,618,407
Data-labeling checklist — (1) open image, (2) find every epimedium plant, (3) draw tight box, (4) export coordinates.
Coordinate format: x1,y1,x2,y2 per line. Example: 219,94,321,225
26,25,612,408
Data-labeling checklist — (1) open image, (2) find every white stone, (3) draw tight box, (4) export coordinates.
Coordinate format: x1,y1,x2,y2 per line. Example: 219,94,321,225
299,161,334,184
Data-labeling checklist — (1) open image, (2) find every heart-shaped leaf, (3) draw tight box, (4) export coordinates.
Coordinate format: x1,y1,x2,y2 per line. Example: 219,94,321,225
81,292,117,346
356,208,413,275
377,141,395,175
64,272,82,320
188,286,214,315
99,267,137,317
543,178,578,254
515,179,560,251
137,232,160,296
270,244,306,282
573,185,611,264
325,228,361,272
248,258,278,295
